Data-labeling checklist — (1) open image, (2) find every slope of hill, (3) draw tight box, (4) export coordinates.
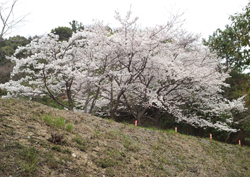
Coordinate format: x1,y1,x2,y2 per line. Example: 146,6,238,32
0,98,250,177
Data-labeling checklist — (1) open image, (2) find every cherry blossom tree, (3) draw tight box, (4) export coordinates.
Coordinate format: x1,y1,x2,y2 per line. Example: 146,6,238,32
0,32,90,110
0,9,246,131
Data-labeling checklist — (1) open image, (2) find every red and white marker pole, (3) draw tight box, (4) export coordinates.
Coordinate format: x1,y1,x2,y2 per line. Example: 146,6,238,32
210,133,212,140
239,140,241,147
175,127,177,132
135,120,137,127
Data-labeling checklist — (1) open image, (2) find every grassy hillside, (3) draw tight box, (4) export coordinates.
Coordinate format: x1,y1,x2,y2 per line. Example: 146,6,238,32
0,99,250,177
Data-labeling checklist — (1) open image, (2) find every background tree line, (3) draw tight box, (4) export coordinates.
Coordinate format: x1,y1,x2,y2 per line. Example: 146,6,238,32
203,2,250,145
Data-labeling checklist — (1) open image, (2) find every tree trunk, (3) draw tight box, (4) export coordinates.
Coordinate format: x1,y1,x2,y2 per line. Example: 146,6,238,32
154,114,161,128
89,87,100,113
66,81,73,111
84,90,90,113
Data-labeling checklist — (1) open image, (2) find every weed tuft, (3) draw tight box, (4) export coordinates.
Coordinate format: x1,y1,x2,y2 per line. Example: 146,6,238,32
42,114,73,131
19,146,39,176
122,135,140,152
66,123,73,132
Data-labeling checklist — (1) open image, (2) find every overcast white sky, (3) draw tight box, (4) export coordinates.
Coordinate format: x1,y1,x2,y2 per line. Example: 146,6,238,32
6,0,250,40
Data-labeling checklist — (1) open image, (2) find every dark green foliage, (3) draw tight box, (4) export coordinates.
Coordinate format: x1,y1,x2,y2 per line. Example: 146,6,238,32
223,70,250,105
202,2,250,146
32,97,65,110
51,20,85,41
0,35,31,64
203,2,250,71
51,26,73,41
0,35,31,84
203,26,240,70
0,89,7,97
69,20,84,33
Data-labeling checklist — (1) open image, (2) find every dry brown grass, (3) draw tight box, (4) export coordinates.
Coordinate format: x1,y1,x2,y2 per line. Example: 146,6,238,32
0,98,250,177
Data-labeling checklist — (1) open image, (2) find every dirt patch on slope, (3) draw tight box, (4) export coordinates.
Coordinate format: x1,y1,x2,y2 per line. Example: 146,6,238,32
0,99,249,177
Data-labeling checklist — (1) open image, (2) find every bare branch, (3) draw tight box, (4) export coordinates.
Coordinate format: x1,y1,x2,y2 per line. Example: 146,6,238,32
0,0,29,42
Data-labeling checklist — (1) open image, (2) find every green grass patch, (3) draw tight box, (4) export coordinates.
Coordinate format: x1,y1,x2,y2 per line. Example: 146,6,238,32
73,134,88,152
122,135,140,152
66,123,73,132
18,146,39,176
42,114,73,131
46,153,59,169
51,145,62,152
93,149,125,169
